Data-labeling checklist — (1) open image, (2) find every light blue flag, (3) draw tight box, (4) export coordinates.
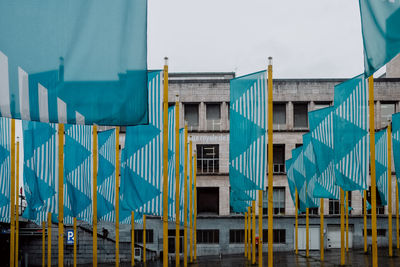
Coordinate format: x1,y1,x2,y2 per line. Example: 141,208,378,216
286,158,296,208
0,118,10,223
229,70,267,199
166,106,177,221
359,0,400,76
393,112,400,201
309,107,340,200
375,129,388,206
64,124,93,225
120,70,163,216
292,146,307,212
230,190,252,214
333,74,369,192
178,128,186,226
97,129,116,222
302,133,320,208
22,121,58,224
0,0,148,125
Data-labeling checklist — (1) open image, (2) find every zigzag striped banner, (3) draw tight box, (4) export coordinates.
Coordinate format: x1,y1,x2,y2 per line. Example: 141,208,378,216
0,117,10,223
285,158,296,207
302,133,320,208
178,128,185,226
392,112,400,199
375,128,388,205
292,146,307,212
333,74,369,191
166,106,177,221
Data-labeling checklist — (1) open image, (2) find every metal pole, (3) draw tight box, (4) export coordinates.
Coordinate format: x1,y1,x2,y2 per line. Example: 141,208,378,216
194,153,197,261
340,189,345,266
42,221,45,267
364,190,367,252
258,190,263,267
116,127,120,267
245,212,247,258
346,191,349,252
175,97,180,266
183,124,188,267
162,57,169,267
306,208,309,257
73,217,77,267
131,212,134,267
295,189,298,255
189,141,193,263
248,206,251,261
48,212,51,267
58,123,64,267
143,215,146,263
252,200,256,265
93,125,98,267
10,119,15,267
388,124,393,256
267,57,274,267
15,141,19,266
369,76,378,267
320,199,324,261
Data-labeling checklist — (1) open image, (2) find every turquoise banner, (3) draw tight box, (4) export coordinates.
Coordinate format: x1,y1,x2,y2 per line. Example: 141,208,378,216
0,118,10,223
302,133,320,208
392,112,400,202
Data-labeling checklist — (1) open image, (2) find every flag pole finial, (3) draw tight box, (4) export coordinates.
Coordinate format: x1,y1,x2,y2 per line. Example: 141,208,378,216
164,57,169,66
175,94,179,102
268,56,273,66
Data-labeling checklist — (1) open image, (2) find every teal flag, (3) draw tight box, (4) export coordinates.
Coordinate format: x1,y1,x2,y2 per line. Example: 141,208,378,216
22,121,58,224
0,118,10,223
166,106,177,221
178,128,186,226
333,74,369,192
229,70,267,203
302,133,320,208
292,146,307,212
309,107,340,199
359,0,400,76
392,112,400,201
0,0,148,125
286,158,296,208
375,129,388,206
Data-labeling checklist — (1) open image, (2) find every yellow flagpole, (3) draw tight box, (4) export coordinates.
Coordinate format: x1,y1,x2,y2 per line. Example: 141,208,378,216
340,189,345,266
244,212,247,258
295,189,298,255
116,127,120,267
10,119,15,267
58,123,64,267
183,124,188,267
42,221,45,267
267,56,273,267
248,206,251,260
194,153,197,261
162,57,169,267
364,190,367,252
320,199,324,261
369,76,378,267
397,183,399,249
143,214,147,263
388,124,393,256
15,140,19,266
306,208,309,257
93,125,98,267
189,141,193,263
73,217,77,267
346,191,349,252
252,200,256,265
131,212,134,267
258,190,263,267
48,212,52,267
175,97,180,266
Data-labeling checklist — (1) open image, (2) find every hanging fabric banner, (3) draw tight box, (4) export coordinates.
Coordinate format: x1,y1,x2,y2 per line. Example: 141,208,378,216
229,70,267,202
178,128,185,226
302,133,320,208
333,74,369,192
292,146,307,212
0,0,148,125
0,118,10,223
359,0,400,77
22,121,58,224
392,112,400,198
166,106,176,221
309,107,340,199
375,128,388,206
286,158,296,207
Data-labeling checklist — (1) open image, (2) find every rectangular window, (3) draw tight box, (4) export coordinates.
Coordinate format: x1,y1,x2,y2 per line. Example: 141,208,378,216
273,103,286,127
309,207,319,215
314,102,331,111
197,230,219,244
381,102,395,128
262,229,286,244
363,229,386,236
293,103,308,128
263,187,285,215
134,229,154,243
206,103,221,131
229,229,245,244
366,186,385,214
329,199,340,215
197,187,219,215
197,144,219,174
184,104,199,129
273,144,285,174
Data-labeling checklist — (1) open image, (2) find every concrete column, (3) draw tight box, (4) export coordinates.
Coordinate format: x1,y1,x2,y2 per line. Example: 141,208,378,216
199,102,206,131
287,101,293,130
324,199,329,216
220,186,230,216
310,101,315,111
375,100,381,129
352,190,363,215
221,102,228,131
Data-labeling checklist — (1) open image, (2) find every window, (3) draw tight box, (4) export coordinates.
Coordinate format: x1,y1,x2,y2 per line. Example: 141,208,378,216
229,230,245,243
314,102,331,111
273,103,286,128
381,102,395,128
273,144,285,174
309,207,319,215
184,104,199,129
206,103,221,131
197,230,219,244
329,199,340,215
366,186,385,214
363,229,386,236
295,143,302,148
262,229,286,244
197,187,219,215
263,187,285,215
293,103,308,128
197,144,219,174
134,230,154,243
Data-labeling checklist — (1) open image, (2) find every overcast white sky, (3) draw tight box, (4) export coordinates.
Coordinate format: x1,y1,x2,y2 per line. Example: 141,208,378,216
147,0,367,78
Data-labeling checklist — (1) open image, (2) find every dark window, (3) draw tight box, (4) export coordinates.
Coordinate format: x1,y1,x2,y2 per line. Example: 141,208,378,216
184,104,199,129
381,102,395,128
134,229,154,243
197,187,219,215
363,229,386,236
229,229,245,243
309,207,319,215
262,229,286,244
206,103,221,131
263,187,285,215
197,144,219,174
197,230,219,244
329,199,340,215
294,103,308,128
273,103,286,126
366,186,385,214
273,144,285,174
295,143,302,148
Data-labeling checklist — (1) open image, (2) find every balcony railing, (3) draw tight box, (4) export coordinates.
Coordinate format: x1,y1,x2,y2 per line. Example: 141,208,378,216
206,119,221,131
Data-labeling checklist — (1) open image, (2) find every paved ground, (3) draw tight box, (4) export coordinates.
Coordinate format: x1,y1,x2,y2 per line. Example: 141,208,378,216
112,249,400,267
